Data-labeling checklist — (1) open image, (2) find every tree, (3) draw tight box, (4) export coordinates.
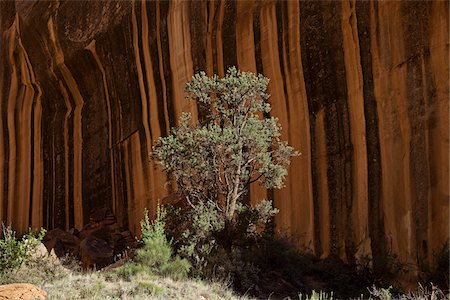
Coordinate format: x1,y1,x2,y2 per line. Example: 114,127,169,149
153,66,297,223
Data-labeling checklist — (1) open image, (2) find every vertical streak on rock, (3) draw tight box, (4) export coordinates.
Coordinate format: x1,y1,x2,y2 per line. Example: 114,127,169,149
18,35,44,229
299,1,353,258
0,1,14,224
215,0,225,76
132,0,151,154
85,40,116,215
47,18,84,229
341,0,370,260
122,142,132,231
259,1,290,234
221,1,237,72
355,1,385,270
123,132,147,236
16,21,34,232
282,0,314,252
370,2,414,266
6,16,19,229
59,81,72,228
235,0,267,206
315,109,330,257
205,1,216,75
236,0,256,72
428,0,449,263
155,0,171,134
401,2,433,270
0,41,4,223
167,0,197,122
31,85,43,229
188,1,207,74
131,0,154,216
141,0,167,212
141,1,161,140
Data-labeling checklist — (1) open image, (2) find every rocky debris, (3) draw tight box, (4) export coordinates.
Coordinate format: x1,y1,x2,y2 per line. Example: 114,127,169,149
0,283,47,300
43,228,80,258
80,235,114,269
43,207,137,269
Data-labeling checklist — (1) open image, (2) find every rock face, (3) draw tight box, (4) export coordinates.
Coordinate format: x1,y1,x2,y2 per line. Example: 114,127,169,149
0,283,46,300
43,208,136,268
0,0,448,279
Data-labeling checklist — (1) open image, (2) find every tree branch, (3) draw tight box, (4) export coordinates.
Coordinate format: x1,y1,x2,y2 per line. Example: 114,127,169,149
248,173,264,185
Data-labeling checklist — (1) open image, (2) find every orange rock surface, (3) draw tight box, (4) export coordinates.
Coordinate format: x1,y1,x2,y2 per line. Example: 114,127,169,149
0,0,448,280
0,283,46,300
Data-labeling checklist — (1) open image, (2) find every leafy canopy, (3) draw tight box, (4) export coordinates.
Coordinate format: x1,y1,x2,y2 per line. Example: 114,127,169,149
153,67,297,221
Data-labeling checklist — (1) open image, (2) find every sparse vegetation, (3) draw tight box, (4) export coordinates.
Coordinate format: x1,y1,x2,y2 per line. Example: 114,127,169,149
131,206,191,280
0,215,244,300
0,225,46,274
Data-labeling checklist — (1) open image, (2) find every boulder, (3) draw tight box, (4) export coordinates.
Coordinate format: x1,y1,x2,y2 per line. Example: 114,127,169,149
79,235,114,269
78,207,137,268
29,243,49,260
43,228,80,258
0,283,46,300
42,208,137,269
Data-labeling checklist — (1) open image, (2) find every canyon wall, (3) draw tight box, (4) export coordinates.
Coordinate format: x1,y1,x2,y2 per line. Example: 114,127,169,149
0,0,448,278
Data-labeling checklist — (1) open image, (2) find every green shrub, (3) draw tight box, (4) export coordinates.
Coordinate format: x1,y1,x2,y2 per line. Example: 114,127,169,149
161,256,192,281
0,225,46,274
298,291,334,300
175,201,225,273
117,207,190,281
136,280,163,295
164,200,277,288
111,262,149,281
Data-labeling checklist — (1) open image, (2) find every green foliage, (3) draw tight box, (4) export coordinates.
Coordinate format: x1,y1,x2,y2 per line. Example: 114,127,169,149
118,207,190,281
153,67,296,282
153,66,297,221
136,280,163,296
298,291,334,300
111,262,149,281
176,201,225,272
165,201,279,286
0,225,46,274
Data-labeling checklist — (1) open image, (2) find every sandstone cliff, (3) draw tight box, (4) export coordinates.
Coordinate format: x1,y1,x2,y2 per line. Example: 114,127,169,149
0,0,448,278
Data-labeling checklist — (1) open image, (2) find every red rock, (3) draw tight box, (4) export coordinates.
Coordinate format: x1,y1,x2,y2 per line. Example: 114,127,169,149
43,228,80,258
80,235,114,269
77,209,137,268
0,283,46,300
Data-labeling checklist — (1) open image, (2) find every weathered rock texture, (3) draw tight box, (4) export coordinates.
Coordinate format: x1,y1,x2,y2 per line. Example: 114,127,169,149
0,0,448,279
0,283,46,300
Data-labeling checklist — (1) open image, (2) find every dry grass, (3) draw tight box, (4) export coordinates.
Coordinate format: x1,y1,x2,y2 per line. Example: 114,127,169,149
43,272,244,300
0,245,247,300
1,243,448,300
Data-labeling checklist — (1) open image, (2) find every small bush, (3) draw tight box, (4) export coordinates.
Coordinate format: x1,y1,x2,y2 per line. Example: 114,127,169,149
136,280,163,295
111,262,149,281
298,291,334,300
165,199,277,290
0,225,46,274
118,207,190,281
175,201,225,273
